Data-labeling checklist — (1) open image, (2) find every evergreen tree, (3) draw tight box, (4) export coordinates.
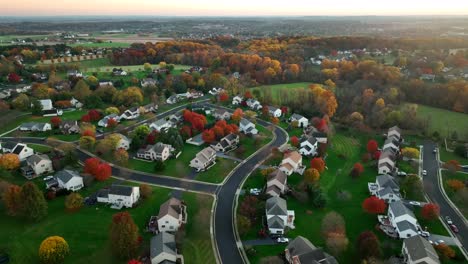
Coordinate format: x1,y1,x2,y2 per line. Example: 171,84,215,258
20,182,48,221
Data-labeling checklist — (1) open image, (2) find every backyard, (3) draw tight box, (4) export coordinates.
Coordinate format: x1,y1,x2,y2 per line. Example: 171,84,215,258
249,82,313,105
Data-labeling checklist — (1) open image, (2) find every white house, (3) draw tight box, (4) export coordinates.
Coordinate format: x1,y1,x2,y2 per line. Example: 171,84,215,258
190,147,216,172
383,137,400,153
143,103,158,113
213,109,231,120
22,154,53,179
19,122,52,132
299,135,318,157
268,106,282,117
246,99,262,110
211,133,239,153
239,118,258,135
99,80,113,86
70,97,83,108
0,141,18,153
289,114,308,128
150,232,182,264
150,119,173,132
387,201,421,238
97,185,140,208
141,78,158,87
6,143,34,161
157,197,188,232
98,114,120,127
368,175,401,203
402,236,440,264
56,170,84,191
38,99,53,111
137,143,173,162
232,95,243,105
265,196,295,235
388,126,402,142
378,150,396,175
209,87,224,95
279,151,304,176
166,95,179,104
266,170,287,197
114,133,131,150
120,107,140,120
59,120,80,135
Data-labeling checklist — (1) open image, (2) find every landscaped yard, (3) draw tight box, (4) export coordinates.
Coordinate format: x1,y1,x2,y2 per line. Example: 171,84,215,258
442,170,468,218
249,82,313,105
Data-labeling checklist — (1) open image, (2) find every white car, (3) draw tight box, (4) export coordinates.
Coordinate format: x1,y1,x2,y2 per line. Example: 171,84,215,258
43,176,54,181
277,237,289,243
418,231,430,237
422,170,427,176
433,148,437,153
409,201,421,206
249,188,261,195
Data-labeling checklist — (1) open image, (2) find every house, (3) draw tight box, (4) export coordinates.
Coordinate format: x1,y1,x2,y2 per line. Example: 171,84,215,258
22,154,53,179
70,97,83,108
190,147,216,172
42,109,64,117
137,143,173,162
246,99,262,110
98,114,120,127
99,80,113,86
299,135,318,157
208,87,224,95
114,133,131,150
38,99,53,111
266,170,287,197
166,95,179,104
168,113,183,125
8,143,34,161
19,122,52,132
285,236,338,264
232,95,243,105
312,132,328,144
211,133,239,153
402,236,440,264
279,151,304,176
150,232,183,264
141,78,158,87
56,170,84,191
239,118,258,135
378,150,396,175
212,109,231,120
383,137,400,153
120,107,140,120
368,175,401,203
388,126,402,142
0,141,18,153
268,106,282,117
157,197,188,232
67,70,83,78
59,120,80,134
143,103,158,113
289,114,308,128
150,119,173,132
112,68,127,76
55,80,71,90
387,200,421,238
265,196,295,235
97,185,140,208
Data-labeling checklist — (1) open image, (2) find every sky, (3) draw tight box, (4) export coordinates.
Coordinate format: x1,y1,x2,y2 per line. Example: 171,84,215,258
1,0,468,16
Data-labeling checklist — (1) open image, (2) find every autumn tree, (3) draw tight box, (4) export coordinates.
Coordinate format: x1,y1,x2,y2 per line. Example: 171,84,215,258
79,136,95,150
20,182,48,221
362,196,387,214
446,179,465,192
310,157,326,173
435,244,456,260
84,157,100,175
109,211,140,259
350,163,364,178
12,94,30,110
38,236,70,264
2,184,21,216
50,116,62,128
140,184,152,199
73,79,92,101
356,231,382,259
64,193,84,212
231,108,244,123
237,215,252,236
401,147,420,160
114,149,129,166
219,92,229,103
239,196,259,220
270,116,279,125
290,136,299,147
105,106,120,115
321,211,346,237
326,232,349,256
304,168,320,185
0,153,20,170
95,163,112,181
367,140,378,154
421,203,440,221
444,160,462,173
202,129,216,143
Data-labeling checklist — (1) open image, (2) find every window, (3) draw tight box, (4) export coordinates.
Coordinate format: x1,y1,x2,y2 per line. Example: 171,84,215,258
165,221,169,223
161,225,165,228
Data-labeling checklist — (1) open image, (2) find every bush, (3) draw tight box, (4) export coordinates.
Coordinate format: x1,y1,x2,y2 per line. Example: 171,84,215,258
140,184,153,199
38,236,70,264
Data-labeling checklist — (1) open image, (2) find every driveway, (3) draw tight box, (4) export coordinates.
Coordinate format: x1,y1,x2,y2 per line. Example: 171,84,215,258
243,237,277,246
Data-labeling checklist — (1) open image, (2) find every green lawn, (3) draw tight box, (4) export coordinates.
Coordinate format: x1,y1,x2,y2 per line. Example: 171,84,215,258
404,103,468,141
442,171,468,218
28,143,52,153
439,147,468,164
249,82,313,105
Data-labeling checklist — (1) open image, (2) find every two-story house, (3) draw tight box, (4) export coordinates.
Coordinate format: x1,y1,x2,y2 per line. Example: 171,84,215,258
190,147,216,172
59,120,80,134
211,133,239,153
232,95,243,105
56,170,84,191
150,119,173,132
246,99,262,110
285,236,338,264
120,107,140,120
279,151,305,176
4,142,34,161
387,200,421,238
22,154,53,179
265,196,295,235
268,106,282,117
157,198,188,232
97,185,140,208
289,114,308,128
368,174,401,203
239,118,258,135
402,235,440,264
299,135,318,157
150,232,183,264
137,142,173,162
213,109,232,120
98,114,120,127
266,170,288,197
378,150,396,175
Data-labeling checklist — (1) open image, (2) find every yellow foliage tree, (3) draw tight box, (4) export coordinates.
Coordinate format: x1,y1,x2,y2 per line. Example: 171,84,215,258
401,147,420,159
304,168,320,184
38,236,70,264
0,153,20,170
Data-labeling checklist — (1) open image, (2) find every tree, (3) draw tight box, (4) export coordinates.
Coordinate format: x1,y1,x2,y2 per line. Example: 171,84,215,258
350,163,364,178
290,136,299,147
114,149,129,166
446,179,465,192
107,118,118,129
326,232,349,256
310,157,326,173
443,160,461,173
84,157,100,175
356,231,382,259
366,140,378,153
219,92,229,103
304,168,320,184
2,184,21,216
20,182,48,221
0,153,20,170
73,79,92,101
435,244,456,260
400,175,424,201
105,107,120,115
362,196,387,214
12,94,30,110
50,116,61,128
308,184,327,208
237,215,252,236
421,203,440,221
109,211,140,259
8,72,21,83
270,116,279,125
140,184,152,199
79,136,95,150
321,211,346,237
401,147,420,159
231,108,244,123
128,260,142,264
38,236,70,264
154,161,166,172
95,163,112,181
143,62,152,72
31,99,43,115
64,193,84,212
202,129,216,143
87,109,101,122
239,196,259,220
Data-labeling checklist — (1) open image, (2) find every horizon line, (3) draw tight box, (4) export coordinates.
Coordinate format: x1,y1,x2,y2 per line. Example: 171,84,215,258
1,14,468,18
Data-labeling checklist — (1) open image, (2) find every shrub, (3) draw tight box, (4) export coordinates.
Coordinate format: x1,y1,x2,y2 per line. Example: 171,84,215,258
38,236,70,264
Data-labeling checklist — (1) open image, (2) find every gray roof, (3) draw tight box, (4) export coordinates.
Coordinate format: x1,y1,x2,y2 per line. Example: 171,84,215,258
267,215,285,229
269,106,279,112
389,200,415,219
300,135,317,145
266,196,287,216
109,185,134,197
397,220,418,233
380,150,396,161
404,235,440,263
153,119,169,127
268,169,287,185
384,137,400,147
378,187,399,197
56,170,81,183
240,118,252,127
150,232,177,260
291,113,306,120
158,197,182,219
27,154,50,164
1,141,17,150
377,175,399,190
388,126,401,136
286,236,338,264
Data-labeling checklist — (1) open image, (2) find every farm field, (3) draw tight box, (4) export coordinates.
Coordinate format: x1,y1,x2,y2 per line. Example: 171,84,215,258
69,42,131,48
249,82,313,104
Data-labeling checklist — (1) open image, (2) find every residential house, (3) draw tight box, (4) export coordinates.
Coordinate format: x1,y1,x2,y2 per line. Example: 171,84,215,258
265,196,295,235
211,133,239,153
285,236,338,264
387,200,421,238
97,185,140,208
166,95,179,104
388,126,402,142
54,80,71,91
22,154,53,179
232,95,243,105
150,232,183,264
6,143,34,161
112,68,127,76
289,114,308,128
67,70,83,78
143,103,158,113
383,137,400,154
56,170,84,191
0,90,11,99
186,90,203,99
150,119,173,132
378,150,396,175
266,170,287,197
368,174,401,203
190,147,216,171
213,109,231,120
312,132,328,144
19,122,52,132
59,120,80,134
141,78,158,87
268,106,282,117
246,99,262,110
42,109,63,117
239,118,258,135
279,151,304,176
115,133,131,150
120,107,140,120
99,80,113,86
98,114,120,127
402,236,440,264
0,141,18,153
208,87,224,95
299,135,318,157
157,198,188,232
70,97,83,108
38,99,53,111
137,142,173,162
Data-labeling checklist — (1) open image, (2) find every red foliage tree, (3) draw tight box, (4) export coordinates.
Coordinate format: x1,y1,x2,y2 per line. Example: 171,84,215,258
280,106,288,115
107,118,118,128
244,91,252,99
146,131,158,145
50,117,62,128
128,260,141,264
82,129,95,138
353,162,364,175
8,73,21,83
290,136,299,147
95,163,112,181
310,157,326,173
362,196,387,214
219,92,229,102
367,140,378,153
312,117,328,132
182,110,206,131
88,109,101,122
180,125,192,138
356,231,382,259
84,157,100,175
81,114,91,123
373,150,381,160
421,203,440,221
202,129,216,143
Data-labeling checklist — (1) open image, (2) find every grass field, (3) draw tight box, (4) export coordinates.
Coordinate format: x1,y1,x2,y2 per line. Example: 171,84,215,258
69,42,131,48
405,103,468,141
249,82,313,105
442,170,468,219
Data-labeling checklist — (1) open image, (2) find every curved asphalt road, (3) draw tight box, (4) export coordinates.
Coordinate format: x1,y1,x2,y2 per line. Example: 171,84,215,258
422,141,468,255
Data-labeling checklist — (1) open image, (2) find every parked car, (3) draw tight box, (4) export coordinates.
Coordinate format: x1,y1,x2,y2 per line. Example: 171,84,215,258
397,171,407,176
436,239,445,245
450,224,459,233
43,175,54,181
277,237,289,243
433,148,437,154
409,201,421,206
445,216,453,225
422,170,427,176
249,188,261,195
418,231,430,237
